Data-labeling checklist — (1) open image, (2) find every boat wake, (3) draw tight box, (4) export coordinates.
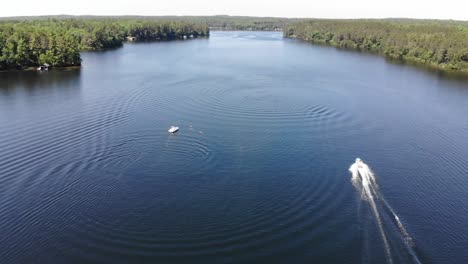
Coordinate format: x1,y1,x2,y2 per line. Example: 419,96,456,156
349,159,422,264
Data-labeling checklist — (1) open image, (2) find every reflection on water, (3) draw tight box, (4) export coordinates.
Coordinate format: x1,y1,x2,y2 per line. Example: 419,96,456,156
0,68,81,91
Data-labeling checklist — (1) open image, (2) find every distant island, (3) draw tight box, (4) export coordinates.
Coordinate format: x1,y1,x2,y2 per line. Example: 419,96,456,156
284,19,468,72
1,16,467,73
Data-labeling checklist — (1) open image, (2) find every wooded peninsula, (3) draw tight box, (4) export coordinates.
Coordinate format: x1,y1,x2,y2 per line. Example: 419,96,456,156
1,16,467,72
284,19,468,72
0,18,209,70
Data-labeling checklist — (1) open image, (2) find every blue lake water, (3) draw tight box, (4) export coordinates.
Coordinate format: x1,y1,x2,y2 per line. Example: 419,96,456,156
1,31,468,264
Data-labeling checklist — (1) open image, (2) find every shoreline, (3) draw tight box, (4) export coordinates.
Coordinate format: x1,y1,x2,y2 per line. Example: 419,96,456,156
285,35,468,75
2,32,466,76
0,37,208,72
0,19,209,72
0,35,209,72
0,65,82,73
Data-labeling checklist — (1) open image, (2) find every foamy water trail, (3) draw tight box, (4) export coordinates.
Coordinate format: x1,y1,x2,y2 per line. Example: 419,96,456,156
349,159,422,264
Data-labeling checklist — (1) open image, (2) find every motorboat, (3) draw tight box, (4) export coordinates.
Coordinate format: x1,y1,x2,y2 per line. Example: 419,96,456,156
355,158,363,168
168,126,179,133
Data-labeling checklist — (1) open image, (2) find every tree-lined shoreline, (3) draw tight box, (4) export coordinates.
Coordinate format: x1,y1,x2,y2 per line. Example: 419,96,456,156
0,19,209,70
284,19,468,72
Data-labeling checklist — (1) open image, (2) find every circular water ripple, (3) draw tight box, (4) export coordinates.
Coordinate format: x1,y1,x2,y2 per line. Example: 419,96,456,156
142,78,373,139
0,71,366,263
58,163,354,262
113,75,373,143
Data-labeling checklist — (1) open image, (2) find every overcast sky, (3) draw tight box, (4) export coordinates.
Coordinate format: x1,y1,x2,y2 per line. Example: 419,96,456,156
1,0,467,20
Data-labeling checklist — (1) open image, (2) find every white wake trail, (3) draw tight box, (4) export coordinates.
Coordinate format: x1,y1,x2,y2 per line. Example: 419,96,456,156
349,159,422,264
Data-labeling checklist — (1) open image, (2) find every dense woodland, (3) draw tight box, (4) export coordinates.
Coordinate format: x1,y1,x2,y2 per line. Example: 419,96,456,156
0,15,297,31
186,16,298,31
0,19,209,70
284,19,468,72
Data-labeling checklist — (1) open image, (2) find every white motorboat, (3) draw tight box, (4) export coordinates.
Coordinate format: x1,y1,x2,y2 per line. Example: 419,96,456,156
168,126,179,133
354,158,370,181
351,158,371,186
356,158,363,168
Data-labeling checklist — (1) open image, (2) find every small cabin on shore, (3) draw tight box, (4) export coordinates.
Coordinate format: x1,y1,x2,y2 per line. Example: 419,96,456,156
37,64,49,71
126,36,137,41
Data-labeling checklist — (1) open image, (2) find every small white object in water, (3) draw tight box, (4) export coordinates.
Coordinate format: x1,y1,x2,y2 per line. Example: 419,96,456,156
356,157,363,168
168,126,179,133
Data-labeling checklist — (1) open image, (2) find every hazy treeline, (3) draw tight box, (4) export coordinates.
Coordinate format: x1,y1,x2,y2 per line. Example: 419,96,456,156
0,15,299,31
0,19,209,70
188,15,299,31
284,19,468,72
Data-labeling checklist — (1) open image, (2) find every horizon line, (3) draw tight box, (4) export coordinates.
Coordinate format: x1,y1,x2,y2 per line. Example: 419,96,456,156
0,14,466,22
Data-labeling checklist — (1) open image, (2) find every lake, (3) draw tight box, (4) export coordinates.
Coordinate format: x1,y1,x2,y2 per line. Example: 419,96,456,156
1,31,467,264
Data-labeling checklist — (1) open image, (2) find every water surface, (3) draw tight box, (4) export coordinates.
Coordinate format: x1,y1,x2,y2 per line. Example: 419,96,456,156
1,31,468,264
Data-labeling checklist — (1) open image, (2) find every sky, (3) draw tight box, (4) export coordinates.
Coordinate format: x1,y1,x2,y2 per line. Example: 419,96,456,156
1,0,467,20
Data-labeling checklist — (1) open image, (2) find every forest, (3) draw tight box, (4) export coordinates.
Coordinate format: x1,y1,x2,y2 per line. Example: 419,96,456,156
182,15,299,31
284,19,468,72
0,19,209,70
0,15,298,31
